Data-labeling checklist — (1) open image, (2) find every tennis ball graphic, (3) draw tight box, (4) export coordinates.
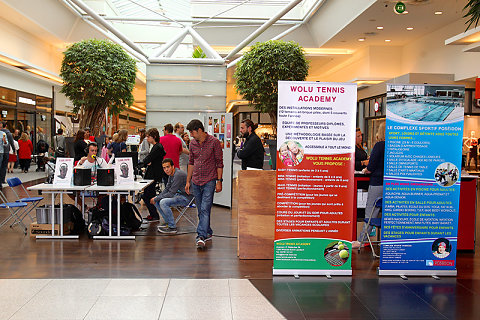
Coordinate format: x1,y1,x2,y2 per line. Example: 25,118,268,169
339,249,349,259
338,241,343,245
338,244,345,250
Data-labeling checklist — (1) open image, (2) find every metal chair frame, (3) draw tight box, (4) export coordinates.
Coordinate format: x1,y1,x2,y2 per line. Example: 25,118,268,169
7,177,43,225
359,197,382,258
174,197,197,228
0,189,29,234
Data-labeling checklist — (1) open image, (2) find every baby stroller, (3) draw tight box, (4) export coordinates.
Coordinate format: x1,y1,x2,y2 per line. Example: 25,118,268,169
45,158,56,184
35,140,49,172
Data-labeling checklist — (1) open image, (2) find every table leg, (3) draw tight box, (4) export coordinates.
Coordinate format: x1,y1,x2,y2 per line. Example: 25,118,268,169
117,194,121,237
60,193,64,237
51,192,55,236
36,191,79,240
109,193,112,237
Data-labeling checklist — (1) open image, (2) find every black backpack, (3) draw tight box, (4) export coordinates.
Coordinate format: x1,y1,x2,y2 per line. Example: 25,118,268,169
120,202,142,231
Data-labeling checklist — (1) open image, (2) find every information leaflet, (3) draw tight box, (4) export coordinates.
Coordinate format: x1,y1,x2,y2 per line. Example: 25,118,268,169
273,81,356,276
379,84,464,276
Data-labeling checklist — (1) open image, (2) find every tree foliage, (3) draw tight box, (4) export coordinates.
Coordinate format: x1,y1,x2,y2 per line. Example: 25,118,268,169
60,39,137,135
464,0,480,31
192,46,207,58
234,40,309,130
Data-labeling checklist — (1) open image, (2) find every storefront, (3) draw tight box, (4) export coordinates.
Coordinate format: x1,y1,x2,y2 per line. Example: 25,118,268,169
0,86,54,150
359,94,386,153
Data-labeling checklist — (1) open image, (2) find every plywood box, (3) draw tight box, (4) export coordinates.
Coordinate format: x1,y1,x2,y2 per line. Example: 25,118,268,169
237,170,276,259
30,223,60,237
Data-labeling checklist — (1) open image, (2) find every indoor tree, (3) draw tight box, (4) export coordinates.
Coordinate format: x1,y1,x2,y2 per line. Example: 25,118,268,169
234,40,309,132
60,39,137,135
464,0,480,30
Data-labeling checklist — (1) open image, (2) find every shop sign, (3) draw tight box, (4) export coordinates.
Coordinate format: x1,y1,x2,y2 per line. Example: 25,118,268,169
379,84,464,276
1,110,7,118
374,101,380,112
273,81,356,276
18,97,36,105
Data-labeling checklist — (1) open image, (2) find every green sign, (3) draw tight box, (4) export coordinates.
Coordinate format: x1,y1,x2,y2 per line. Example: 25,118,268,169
274,238,352,271
394,2,406,14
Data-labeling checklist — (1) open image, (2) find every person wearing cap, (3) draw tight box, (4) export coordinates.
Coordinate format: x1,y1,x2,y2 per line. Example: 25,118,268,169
433,242,450,258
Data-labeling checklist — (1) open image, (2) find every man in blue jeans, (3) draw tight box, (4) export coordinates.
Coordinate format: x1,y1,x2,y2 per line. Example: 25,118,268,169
185,119,223,249
152,158,192,234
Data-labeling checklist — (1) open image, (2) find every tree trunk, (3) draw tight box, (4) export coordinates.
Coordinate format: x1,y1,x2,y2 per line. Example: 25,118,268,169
78,106,107,136
269,111,277,136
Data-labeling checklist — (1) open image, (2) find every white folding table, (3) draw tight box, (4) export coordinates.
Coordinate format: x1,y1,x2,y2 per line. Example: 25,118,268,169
27,183,89,239
86,180,154,240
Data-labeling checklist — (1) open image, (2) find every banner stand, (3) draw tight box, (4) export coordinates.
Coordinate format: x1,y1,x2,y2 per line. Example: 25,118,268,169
378,269,457,277
273,81,357,276
274,269,353,276
379,83,464,276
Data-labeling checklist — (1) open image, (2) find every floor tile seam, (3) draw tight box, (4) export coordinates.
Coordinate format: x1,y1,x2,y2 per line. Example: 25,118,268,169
456,280,479,295
228,279,234,320
157,278,171,320
82,295,102,320
7,279,53,320
341,281,378,320
400,282,449,320
285,280,307,320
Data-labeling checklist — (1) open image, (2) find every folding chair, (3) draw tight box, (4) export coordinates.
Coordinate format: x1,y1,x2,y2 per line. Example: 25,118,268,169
7,177,43,224
174,197,197,228
359,197,382,258
0,189,29,234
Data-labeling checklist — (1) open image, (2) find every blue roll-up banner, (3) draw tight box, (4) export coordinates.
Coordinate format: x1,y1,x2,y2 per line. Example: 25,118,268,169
379,84,464,276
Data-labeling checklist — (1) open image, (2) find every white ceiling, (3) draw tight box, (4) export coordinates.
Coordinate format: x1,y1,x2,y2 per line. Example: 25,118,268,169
323,0,468,49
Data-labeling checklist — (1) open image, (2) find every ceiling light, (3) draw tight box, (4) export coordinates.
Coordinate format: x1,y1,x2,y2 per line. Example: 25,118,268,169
406,27,414,31
0,55,24,67
358,38,366,42
377,26,384,30
130,106,146,114
25,68,63,83
385,39,391,42
435,11,443,15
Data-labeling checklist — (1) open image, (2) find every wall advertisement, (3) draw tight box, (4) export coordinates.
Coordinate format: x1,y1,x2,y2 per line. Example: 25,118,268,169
273,81,356,276
379,84,464,276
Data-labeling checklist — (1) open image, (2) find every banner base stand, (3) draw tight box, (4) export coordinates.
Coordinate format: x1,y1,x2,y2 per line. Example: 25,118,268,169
273,269,352,276
378,269,457,277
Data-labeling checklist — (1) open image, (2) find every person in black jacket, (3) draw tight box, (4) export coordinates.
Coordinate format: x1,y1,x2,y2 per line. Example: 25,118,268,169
352,123,385,249
236,119,264,170
355,127,368,171
73,129,87,163
140,128,166,222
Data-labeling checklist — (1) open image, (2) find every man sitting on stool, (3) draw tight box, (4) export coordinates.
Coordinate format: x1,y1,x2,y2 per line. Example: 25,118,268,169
151,158,192,234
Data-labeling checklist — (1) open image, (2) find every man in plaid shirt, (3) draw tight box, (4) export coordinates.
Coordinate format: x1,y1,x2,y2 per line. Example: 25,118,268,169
185,119,224,249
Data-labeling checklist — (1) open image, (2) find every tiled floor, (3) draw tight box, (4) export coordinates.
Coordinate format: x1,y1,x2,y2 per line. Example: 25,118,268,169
250,277,480,320
1,174,480,319
0,279,285,320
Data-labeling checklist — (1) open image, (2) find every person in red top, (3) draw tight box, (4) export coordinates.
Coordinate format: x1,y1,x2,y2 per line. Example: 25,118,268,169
18,132,33,173
159,124,183,169
185,119,223,249
84,127,95,143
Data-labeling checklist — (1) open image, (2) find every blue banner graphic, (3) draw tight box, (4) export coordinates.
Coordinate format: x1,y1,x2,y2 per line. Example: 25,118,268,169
380,84,464,274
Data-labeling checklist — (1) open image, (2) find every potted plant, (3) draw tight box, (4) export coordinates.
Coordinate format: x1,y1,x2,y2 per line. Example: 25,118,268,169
60,39,137,135
234,40,309,169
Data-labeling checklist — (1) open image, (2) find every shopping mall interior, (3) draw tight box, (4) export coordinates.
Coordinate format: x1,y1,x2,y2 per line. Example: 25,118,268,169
1,0,480,319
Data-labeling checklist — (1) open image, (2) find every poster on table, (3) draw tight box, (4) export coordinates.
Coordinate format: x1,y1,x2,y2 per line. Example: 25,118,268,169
115,157,135,185
53,158,74,186
379,84,464,276
273,81,356,276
